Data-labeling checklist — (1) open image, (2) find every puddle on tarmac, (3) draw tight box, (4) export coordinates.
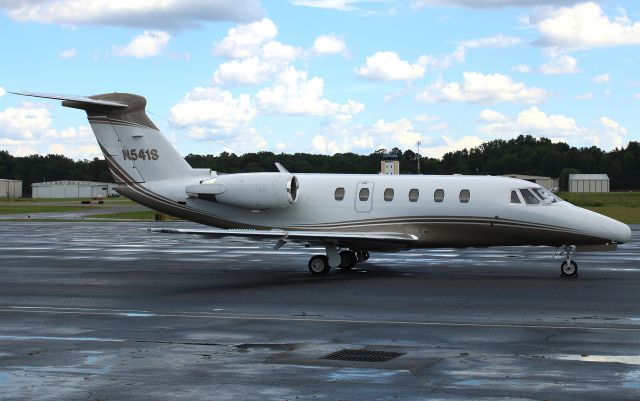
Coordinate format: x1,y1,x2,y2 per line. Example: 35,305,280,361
623,370,640,389
0,372,11,383
0,335,124,342
328,368,401,382
119,313,155,317
548,354,640,365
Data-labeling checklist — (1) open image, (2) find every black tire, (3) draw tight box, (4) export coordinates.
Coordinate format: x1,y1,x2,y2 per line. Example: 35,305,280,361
339,250,357,270
308,255,330,275
357,250,370,261
560,260,578,277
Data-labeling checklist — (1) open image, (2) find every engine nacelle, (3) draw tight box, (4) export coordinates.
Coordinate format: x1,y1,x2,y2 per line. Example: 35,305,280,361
186,173,299,210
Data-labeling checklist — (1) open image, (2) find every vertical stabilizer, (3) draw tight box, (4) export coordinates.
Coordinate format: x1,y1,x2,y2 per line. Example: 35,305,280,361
12,91,194,184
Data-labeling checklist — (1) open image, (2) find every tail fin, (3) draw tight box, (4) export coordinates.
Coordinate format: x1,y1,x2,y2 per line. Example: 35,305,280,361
12,91,194,184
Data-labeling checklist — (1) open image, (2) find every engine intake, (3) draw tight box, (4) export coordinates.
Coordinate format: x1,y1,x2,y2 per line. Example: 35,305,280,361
186,173,299,210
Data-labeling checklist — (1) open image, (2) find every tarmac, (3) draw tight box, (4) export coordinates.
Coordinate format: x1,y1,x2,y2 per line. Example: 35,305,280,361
0,221,639,400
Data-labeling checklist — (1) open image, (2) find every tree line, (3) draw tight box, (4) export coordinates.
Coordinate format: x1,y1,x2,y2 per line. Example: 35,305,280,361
1,135,638,196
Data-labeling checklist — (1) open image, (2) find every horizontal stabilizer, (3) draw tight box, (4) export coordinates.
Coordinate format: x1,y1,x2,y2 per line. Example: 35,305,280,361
11,91,128,108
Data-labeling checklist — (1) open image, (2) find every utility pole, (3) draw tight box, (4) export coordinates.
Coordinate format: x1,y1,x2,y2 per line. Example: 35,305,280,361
417,140,421,175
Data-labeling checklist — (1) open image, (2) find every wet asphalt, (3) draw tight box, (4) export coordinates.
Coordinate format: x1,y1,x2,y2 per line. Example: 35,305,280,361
0,221,639,401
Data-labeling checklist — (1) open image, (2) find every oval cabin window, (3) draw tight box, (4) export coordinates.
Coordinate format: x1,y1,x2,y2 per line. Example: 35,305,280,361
459,189,470,203
359,187,370,201
434,189,445,203
408,189,419,202
334,187,345,201
384,188,394,201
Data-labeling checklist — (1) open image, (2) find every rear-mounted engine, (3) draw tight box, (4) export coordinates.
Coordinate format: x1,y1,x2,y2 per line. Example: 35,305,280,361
185,173,299,210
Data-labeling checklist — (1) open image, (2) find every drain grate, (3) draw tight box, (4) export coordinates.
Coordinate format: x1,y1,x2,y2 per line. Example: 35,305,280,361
321,349,405,363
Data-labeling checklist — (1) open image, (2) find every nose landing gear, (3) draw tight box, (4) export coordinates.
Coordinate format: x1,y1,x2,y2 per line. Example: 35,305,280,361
559,245,578,278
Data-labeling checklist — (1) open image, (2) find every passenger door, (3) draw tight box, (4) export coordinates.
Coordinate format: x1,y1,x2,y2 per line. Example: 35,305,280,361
355,181,374,213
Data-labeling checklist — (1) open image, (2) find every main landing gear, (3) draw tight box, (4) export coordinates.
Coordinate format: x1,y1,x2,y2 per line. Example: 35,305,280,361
307,246,369,275
559,245,578,278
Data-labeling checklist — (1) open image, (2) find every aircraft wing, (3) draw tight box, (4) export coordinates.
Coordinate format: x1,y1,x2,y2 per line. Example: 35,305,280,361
148,228,418,249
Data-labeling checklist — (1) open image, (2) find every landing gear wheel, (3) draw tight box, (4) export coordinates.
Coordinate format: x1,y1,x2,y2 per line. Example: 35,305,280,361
339,250,357,270
357,250,370,261
308,255,330,275
560,260,578,277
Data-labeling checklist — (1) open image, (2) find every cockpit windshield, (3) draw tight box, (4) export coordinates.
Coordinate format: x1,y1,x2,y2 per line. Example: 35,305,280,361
531,187,562,204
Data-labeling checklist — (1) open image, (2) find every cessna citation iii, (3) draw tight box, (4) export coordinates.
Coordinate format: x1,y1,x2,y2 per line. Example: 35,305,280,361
14,91,632,277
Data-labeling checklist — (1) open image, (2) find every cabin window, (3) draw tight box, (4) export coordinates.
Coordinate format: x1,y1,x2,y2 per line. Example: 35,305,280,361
459,189,470,203
510,190,521,204
532,187,560,204
434,189,445,203
408,189,419,202
359,187,370,201
384,188,394,202
334,187,345,201
520,188,540,205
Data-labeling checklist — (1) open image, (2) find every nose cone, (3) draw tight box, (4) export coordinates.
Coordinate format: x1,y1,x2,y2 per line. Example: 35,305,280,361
602,217,632,244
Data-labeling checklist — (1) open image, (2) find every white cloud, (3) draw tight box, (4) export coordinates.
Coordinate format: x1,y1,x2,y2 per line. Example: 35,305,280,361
461,33,522,48
412,0,579,9
291,0,378,11
634,93,640,100
212,19,299,86
479,109,508,122
1,0,263,29
213,57,277,86
114,30,170,58
59,48,77,59
416,72,547,104
413,114,441,123
531,2,640,50
0,87,5,97
256,66,364,120
170,87,267,153
45,126,101,159
420,135,484,159
479,106,581,138
540,54,577,74
355,51,425,81
592,73,610,83
476,106,627,150
512,64,531,73
0,104,52,139
575,93,593,100
214,18,277,59
0,102,102,158
598,117,627,149
312,34,347,55
417,46,465,71
370,118,422,148
170,87,256,133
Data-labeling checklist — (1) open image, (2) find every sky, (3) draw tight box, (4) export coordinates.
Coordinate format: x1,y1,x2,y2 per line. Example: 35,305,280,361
0,0,639,160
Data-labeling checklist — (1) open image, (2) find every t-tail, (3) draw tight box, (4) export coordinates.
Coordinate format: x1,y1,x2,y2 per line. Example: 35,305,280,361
11,91,201,185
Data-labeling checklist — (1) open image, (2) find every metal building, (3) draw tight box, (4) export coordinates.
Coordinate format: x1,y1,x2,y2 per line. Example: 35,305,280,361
31,180,119,198
503,174,558,191
0,179,22,198
569,174,610,193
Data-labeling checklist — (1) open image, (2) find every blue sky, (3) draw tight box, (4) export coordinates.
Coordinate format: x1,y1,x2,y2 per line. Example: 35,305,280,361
1,0,639,160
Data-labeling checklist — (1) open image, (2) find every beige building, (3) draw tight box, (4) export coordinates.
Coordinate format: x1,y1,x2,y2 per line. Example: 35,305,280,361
380,153,400,175
0,179,22,198
503,174,558,191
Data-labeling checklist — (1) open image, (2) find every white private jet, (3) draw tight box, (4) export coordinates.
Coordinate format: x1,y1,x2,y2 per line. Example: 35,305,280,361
13,92,632,277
